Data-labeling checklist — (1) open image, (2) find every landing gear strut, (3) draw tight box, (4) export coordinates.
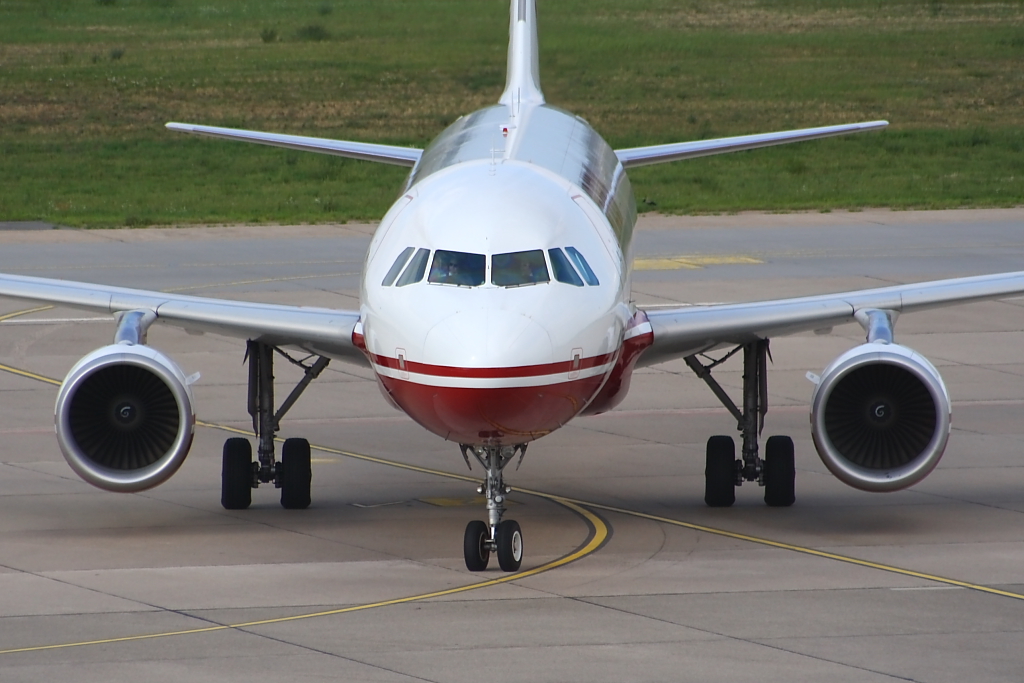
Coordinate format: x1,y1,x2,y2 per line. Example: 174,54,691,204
461,444,526,572
221,340,329,510
686,339,795,507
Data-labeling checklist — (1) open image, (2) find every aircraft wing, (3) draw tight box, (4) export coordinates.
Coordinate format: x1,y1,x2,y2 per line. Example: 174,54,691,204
637,270,1024,367
616,121,888,168
0,274,367,365
166,123,423,167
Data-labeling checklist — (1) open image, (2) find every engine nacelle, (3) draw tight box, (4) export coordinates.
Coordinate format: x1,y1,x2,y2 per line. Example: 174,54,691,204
810,343,950,492
55,345,196,493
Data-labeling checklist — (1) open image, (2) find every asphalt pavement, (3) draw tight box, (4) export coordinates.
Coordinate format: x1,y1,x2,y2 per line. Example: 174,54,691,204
1,209,1023,682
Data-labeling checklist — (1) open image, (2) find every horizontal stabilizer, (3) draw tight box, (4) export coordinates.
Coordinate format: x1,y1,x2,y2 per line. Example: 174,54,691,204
615,121,888,169
166,123,422,167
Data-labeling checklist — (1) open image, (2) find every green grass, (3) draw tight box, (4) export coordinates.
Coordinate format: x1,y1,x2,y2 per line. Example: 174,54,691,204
1,0,1022,226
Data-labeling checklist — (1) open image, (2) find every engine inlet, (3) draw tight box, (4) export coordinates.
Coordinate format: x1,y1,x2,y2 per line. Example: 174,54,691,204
55,344,196,493
810,343,950,492
68,364,181,470
824,363,937,470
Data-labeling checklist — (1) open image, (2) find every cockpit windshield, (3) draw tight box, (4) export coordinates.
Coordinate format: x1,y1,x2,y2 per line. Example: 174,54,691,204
565,247,599,286
382,246,415,286
428,250,486,287
548,248,584,287
395,247,430,287
383,246,596,290
491,250,550,287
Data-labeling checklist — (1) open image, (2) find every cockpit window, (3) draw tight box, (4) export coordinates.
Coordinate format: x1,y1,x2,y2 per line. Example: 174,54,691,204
428,250,485,287
548,248,584,287
382,246,415,286
565,247,599,286
395,247,430,287
491,250,550,287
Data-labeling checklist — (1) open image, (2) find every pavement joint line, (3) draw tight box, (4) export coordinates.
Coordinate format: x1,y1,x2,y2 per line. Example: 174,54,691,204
0,371,607,655
164,272,358,293
183,260,360,268
1,350,1023,651
0,317,111,325
200,422,1024,602
6,363,1024,600
556,500,1024,601
0,497,606,656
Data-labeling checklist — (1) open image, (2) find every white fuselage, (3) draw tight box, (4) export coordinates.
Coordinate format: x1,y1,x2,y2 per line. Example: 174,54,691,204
356,103,650,445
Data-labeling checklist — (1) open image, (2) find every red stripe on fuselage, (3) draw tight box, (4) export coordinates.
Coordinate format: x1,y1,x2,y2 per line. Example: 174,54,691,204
378,372,609,444
366,351,615,379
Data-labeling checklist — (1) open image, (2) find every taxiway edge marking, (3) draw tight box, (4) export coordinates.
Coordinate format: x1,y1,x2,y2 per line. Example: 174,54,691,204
0,362,60,386
0,361,1021,658
0,499,607,655
0,305,54,323
562,500,1024,602
201,421,1024,602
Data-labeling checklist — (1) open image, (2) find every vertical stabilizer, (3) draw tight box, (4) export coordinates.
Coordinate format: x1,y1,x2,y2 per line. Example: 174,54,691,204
499,0,545,112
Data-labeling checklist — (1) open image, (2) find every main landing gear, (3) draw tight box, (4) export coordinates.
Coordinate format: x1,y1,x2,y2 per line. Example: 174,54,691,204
685,339,796,508
221,340,330,510
461,444,526,572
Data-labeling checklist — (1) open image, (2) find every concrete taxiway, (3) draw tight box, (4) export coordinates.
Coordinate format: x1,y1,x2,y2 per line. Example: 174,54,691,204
1,209,1024,682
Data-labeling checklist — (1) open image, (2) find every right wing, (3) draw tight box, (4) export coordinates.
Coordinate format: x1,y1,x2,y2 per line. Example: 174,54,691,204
615,121,888,169
166,123,423,167
638,270,1024,367
0,274,367,366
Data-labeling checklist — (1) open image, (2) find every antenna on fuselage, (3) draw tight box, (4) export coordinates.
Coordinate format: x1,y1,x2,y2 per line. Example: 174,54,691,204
498,0,545,115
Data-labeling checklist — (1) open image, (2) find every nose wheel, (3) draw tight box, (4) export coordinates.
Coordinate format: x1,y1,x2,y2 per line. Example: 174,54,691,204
463,519,523,572
463,520,490,571
495,519,523,571
461,444,526,572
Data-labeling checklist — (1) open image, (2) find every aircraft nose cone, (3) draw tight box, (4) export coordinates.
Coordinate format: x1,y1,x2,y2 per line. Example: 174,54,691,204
424,309,553,368
411,310,563,443
384,310,602,444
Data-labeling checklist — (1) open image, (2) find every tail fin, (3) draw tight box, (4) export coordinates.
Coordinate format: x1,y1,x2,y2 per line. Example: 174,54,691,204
499,0,545,112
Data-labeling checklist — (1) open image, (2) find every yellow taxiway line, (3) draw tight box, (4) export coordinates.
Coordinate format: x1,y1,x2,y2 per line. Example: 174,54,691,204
0,302,1022,654
0,305,54,323
633,255,763,271
0,498,606,656
14,399,1023,608
203,421,1024,602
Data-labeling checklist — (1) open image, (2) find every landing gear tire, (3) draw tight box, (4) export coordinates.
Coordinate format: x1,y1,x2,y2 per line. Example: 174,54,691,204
496,519,523,572
763,435,796,507
705,435,736,508
464,520,490,571
222,438,253,510
280,438,312,510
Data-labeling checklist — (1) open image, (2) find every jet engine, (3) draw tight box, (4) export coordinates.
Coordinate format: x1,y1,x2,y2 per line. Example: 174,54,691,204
55,345,196,493
810,343,950,492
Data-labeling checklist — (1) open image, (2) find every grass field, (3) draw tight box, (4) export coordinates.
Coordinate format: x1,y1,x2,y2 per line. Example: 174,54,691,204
1,0,1022,227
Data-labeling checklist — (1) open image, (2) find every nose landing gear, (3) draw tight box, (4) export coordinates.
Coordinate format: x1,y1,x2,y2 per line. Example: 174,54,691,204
461,444,526,572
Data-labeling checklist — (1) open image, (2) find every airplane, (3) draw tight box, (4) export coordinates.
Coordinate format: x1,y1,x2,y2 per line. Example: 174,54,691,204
3,0,1024,574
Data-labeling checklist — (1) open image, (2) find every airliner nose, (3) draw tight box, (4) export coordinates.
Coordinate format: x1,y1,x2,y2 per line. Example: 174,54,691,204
383,309,587,444
424,309,553,367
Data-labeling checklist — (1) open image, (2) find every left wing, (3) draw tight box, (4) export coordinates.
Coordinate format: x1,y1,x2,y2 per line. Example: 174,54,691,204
0,274,366,365
166,123,423,167
638,270,1024,367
